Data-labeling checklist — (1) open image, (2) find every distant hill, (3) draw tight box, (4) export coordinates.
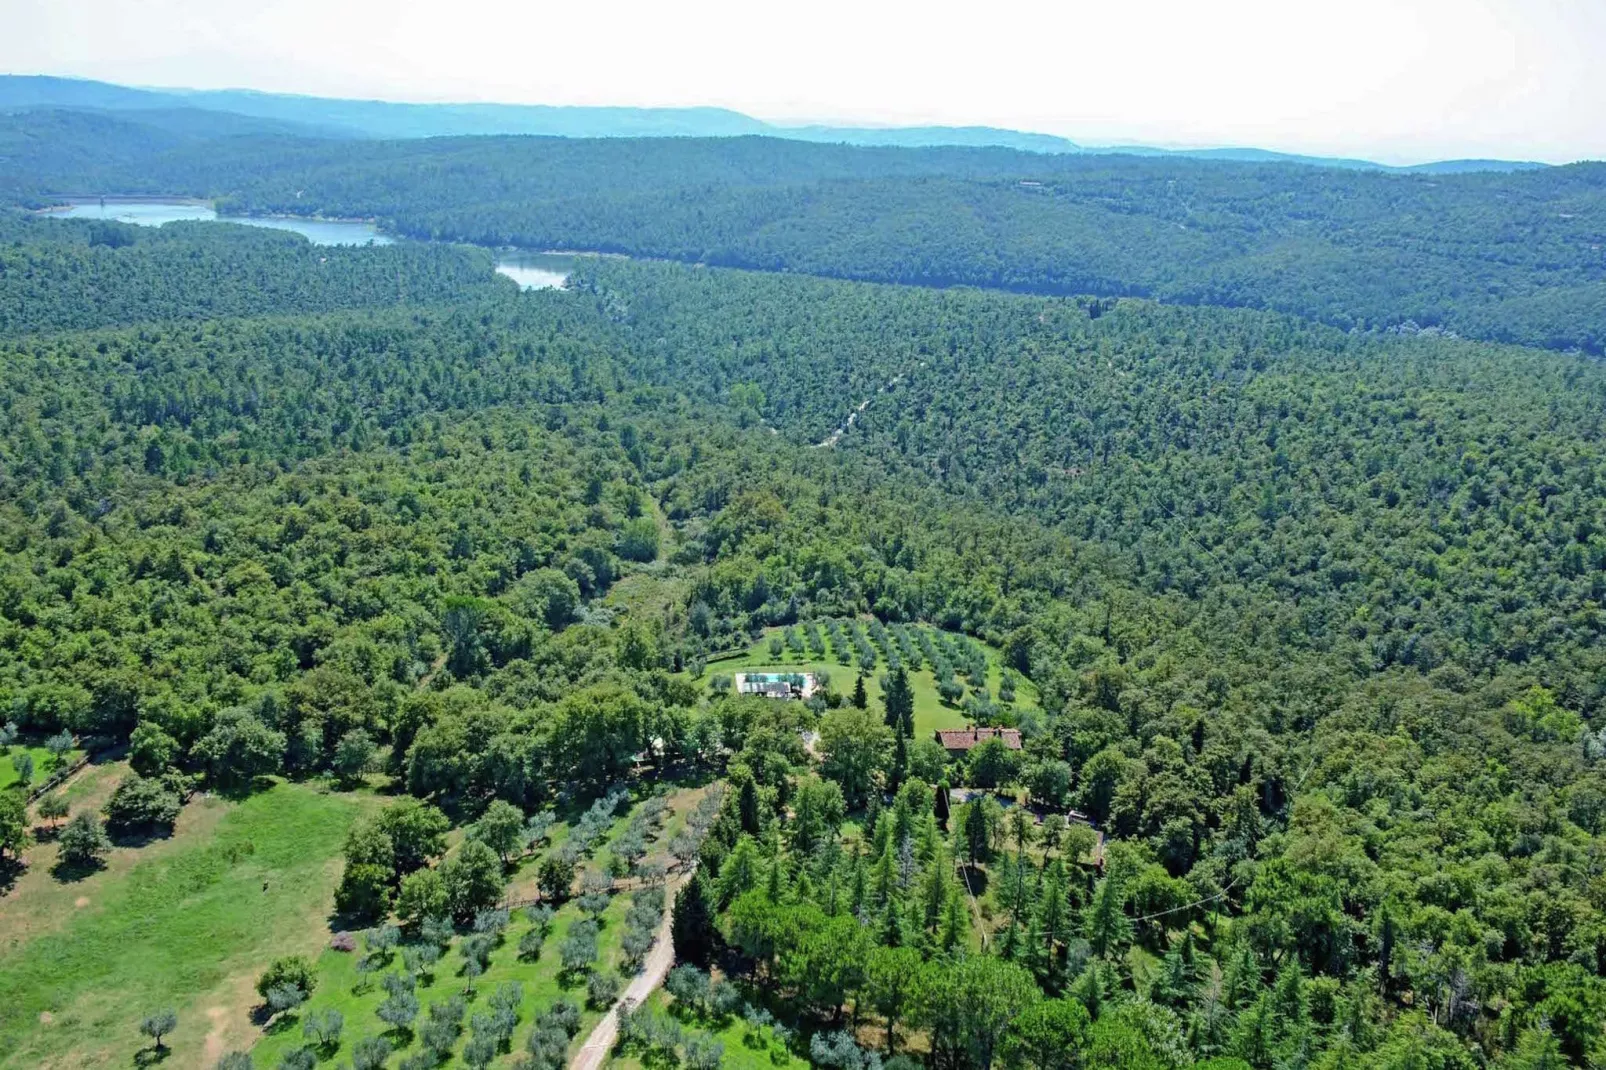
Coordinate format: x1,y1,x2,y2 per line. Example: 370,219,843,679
0,74,1551,172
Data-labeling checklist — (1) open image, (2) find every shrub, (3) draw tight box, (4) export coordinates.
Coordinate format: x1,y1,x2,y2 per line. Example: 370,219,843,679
256,956,317,1003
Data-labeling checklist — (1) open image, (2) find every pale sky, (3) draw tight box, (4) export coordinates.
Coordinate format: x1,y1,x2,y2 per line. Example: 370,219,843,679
4,0,1604,164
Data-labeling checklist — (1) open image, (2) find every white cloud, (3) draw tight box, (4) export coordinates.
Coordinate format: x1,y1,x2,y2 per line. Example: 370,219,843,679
2,0,1602,163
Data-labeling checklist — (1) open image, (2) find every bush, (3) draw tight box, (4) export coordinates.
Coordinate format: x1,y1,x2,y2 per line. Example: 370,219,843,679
256,956,317,1003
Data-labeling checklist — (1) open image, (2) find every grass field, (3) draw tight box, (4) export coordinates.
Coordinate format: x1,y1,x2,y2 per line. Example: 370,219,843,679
0,744,83,791
696,623,1036,740
0,779,377,1069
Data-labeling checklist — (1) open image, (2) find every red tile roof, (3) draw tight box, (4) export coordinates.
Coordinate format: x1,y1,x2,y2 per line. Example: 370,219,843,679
935,727,1022,751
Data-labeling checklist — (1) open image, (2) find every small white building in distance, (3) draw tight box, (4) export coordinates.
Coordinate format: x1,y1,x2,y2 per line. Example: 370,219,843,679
734,671,817,700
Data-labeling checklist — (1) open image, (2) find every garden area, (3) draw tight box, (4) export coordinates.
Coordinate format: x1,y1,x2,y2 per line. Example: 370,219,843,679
244,782,723,1069
693,621,1035,739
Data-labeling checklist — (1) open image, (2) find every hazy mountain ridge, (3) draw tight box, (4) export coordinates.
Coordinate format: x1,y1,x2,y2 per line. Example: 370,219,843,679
0,74,1551,172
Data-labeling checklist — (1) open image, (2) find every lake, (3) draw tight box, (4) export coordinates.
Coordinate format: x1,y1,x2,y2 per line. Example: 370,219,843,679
47,199,395,246
43,198,572,288
493,251,577,291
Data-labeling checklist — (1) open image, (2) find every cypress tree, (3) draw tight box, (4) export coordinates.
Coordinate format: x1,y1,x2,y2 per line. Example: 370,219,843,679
852,675,868,709
671,871,717,966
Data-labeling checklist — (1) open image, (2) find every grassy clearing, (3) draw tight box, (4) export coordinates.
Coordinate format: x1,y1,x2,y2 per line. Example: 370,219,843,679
0,779,376,1070
695,624,1036,739
0,744,83,791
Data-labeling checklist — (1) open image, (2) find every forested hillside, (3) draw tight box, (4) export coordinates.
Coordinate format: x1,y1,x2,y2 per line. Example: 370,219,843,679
0,213,508,335
3,111,1604,352
2,99,1606,1070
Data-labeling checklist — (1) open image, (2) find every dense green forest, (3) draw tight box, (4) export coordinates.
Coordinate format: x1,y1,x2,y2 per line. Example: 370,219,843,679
2,124,1606,1070
3,110,1604,352
0,212,509,335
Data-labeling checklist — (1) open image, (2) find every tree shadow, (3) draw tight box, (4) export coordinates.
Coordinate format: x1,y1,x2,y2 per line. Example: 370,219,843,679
263,1010,301,1036
0,856,24,896
132,1045,171,1067
108,824,175,849
51,855,105,883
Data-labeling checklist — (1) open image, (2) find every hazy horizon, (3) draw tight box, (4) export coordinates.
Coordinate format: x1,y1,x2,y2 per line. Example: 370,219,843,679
4,0,1605,165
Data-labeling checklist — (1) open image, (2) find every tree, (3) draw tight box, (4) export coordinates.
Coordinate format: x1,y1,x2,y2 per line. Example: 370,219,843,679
560,919,600,977
396,868,449,928
303,1007,345,1050
512,568,582,631
0,791,28,861
1084,875,1133,959
57,811,111,870
1000,999,1091,1070
961,797,997,866
470,799,528,865
336,863,396,922
351,1035,393,1070
884,667,914,736
103,774,182,834
257,956,317,1003
378,799,450,873
715,835,763,907
10,752,33,787
866,946,923,1051
819,706,893,809
376,989,420,1033
618,517,661,562
37,792,69,828
139,1008,178,1052
685,1030,726,1070
916,955,1040,1070
128,722,180,777
45,730,74,769
537,853,576,901
442,840,505,920
968,738,1020,790
550,684,649,790
332,729,377,785
672,870,718,965
193,707,286,789
852,675,868,709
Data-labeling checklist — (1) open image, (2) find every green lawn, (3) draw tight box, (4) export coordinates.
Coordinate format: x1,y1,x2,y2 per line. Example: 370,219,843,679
0,744,83,791
0,780,374,1069
697,623,1036,740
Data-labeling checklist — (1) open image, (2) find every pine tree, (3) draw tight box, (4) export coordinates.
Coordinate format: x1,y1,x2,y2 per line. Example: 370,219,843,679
934,781,951,827
890,731,908,791
1031,857,1069,987
1083,875,1131,959
922,849,949,932
939,888,968,953
738,776,761,836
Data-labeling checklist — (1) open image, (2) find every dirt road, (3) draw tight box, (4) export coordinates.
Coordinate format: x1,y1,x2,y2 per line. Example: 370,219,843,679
569,873,687,1070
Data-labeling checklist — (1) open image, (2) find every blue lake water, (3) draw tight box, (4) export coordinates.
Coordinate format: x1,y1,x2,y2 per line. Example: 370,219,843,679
47,199,394,246
493,251,576,291
43,199,572,288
